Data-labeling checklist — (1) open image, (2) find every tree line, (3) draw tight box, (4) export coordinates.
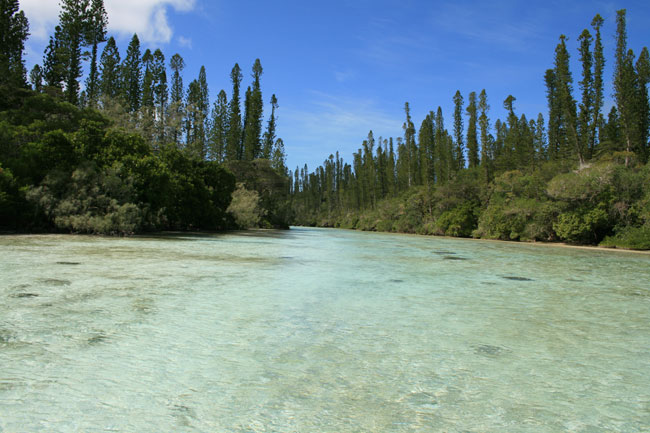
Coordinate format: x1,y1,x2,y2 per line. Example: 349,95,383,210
0,0,290,233
20,0,288,174
291,10,650,249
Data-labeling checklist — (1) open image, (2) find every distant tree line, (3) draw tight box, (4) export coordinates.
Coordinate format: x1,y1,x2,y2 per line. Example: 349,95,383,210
291,10,650,249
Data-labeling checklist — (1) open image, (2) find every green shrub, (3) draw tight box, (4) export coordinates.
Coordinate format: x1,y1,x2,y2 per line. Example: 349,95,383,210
600,226,650,250
227,183,264,229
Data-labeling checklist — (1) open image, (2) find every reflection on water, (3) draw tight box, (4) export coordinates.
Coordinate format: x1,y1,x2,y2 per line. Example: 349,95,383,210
0,228,649,432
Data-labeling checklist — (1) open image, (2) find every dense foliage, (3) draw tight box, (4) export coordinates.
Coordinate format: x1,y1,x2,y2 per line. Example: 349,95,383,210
291,10,650,250
0,0,291,234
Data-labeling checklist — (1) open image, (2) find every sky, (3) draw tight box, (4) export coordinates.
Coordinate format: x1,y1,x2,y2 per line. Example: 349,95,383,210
18,0,650,172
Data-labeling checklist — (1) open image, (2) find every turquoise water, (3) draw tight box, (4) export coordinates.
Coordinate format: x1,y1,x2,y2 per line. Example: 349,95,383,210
0,227,649,432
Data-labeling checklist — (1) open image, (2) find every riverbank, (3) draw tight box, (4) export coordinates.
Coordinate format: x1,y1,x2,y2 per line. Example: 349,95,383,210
294,225,650,255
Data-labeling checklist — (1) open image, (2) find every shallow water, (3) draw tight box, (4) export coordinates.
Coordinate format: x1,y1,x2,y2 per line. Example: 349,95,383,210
1,228,649,432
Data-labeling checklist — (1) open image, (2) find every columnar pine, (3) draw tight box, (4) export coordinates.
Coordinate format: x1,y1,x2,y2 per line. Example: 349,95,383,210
169,53,185,145
262,94,278,159
84,0,107,107
0,0,29,88
208,90,229,162
98,36,120,101
58,0,89,105
577,29,593,163
478,89,492,181
453,90,465,170
590,14,605,158
122,34,142,113
226,63,243,160
466,91,479,168
243,59,264,160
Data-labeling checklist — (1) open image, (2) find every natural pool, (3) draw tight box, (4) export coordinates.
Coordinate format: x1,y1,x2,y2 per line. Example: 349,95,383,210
1,227,649,432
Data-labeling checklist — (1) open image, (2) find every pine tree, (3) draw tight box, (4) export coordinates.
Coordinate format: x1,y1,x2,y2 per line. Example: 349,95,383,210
59,0,90,105
29,64,43,92
549,35,578,162
208,89,229,162
185,66,209,158
577,29,593,163
84,0,107,107
43,26,67,91
534,113,547,165
271,138,286,174
122,34,142,113
243,59,264,160
402,102,417,187
466,91,479,168
635,47,650,161
226,63,243,160
141,49,155,142
478,89,492,181
503,95,519,169
435,107,450,183
152,49,167,143
262,94,278,159
418,113,435,188
0,0,29,87
98,36,120,101
169,53,185,145
590,14,605,158
453,90,465,170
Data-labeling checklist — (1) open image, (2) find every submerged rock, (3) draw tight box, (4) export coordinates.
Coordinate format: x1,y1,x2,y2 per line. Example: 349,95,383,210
11,293,39,298
37,278,71,286
443,256,467,261
390,279,404,283
501,276,533,281
475,344,508,356
56,261,80,265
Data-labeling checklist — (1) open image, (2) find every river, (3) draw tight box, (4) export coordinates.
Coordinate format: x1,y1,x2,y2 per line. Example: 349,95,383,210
1,228,648,432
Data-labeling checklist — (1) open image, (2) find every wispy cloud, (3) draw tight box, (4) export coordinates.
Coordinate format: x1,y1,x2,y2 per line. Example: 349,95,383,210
177,35,193,49
283,91,403,168
18,0,197,44
431,2,547,52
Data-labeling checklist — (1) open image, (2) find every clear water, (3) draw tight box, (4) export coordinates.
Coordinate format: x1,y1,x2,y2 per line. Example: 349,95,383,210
1,228,649,432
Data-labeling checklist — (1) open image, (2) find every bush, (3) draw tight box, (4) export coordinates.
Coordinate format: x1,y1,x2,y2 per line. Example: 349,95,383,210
600,226,650,250
434,202,478,237
227,183,264,229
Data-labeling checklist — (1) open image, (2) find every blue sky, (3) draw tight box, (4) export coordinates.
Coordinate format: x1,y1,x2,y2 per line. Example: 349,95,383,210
19,0,650,172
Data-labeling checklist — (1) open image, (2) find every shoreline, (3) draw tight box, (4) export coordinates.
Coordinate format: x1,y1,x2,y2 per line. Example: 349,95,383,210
2,226,649,255
293,225,650,256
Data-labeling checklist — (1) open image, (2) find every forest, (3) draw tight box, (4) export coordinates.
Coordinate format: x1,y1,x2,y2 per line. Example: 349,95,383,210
290,10,650,250
0,0,290,235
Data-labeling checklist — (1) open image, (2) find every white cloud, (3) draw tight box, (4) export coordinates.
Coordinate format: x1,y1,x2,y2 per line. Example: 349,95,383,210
18,0,196,43
18,0,60,40
177,35,192,49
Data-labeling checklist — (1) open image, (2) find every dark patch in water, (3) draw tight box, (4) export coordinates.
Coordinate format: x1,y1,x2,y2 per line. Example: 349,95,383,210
475,344,507,356
280,256,293,259
56,261,80,265
11,293,39,298
87,334,107,345
566,278,583,282
481,282,498,286
171,403,196,426
433,251,456,255
390,279,404,283
37,278,71,286
502,276,533,281
443,256,467,261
